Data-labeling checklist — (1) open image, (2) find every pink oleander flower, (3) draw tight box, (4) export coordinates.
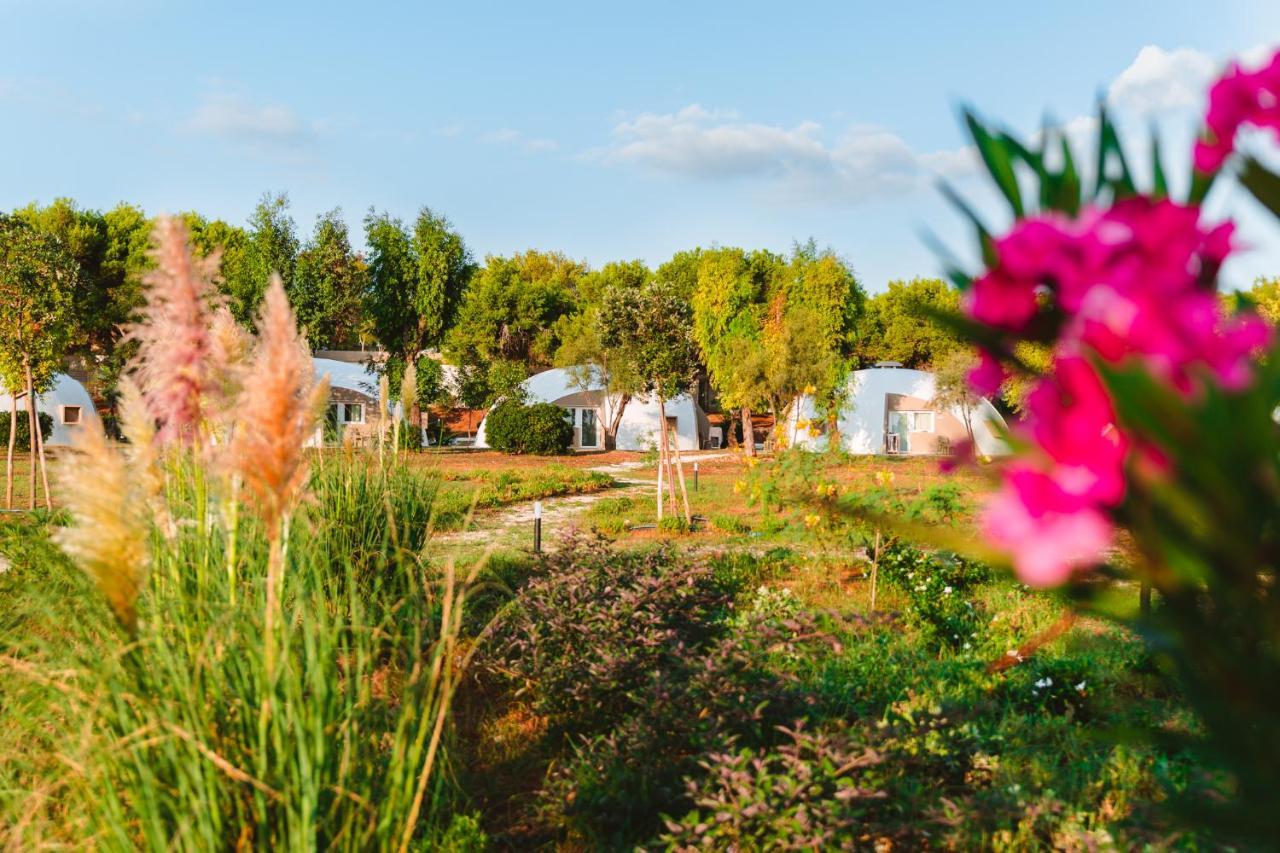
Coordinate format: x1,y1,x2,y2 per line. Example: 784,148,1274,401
1194,47,1280,173
968,349,1007,397
982,475,1114,587
127,217,218,444
1020,356,1128,506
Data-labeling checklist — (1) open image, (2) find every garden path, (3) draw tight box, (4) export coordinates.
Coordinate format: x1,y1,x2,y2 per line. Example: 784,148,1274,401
433,451,730,547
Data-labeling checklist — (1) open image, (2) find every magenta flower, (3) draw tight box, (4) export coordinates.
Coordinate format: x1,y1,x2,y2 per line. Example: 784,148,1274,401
981,475,1114,587
968,349,1007,396
1194,47,1280,172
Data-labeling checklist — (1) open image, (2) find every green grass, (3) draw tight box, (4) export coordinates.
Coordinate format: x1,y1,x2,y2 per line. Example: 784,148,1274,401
431,465,614,530
0,456,483,849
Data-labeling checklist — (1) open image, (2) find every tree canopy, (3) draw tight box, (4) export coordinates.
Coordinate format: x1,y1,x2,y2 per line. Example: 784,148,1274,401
854,277,961,369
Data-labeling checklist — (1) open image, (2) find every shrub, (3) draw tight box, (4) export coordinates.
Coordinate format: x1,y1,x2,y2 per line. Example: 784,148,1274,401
657,515,691,534
481,535,830,844
660,724,883,850
879,542,991,650
0,411,54,447
485,400,572,455
710,513,750,534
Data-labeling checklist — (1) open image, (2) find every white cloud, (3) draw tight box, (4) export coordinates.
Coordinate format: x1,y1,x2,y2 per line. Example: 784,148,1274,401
1108,45,1218,113
600,103,972,204
182,92,310,144
481,127,558,152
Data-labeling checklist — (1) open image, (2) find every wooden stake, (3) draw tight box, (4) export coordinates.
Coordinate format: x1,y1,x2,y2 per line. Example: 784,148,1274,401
669,419,692,524
5,393,16,509
24,365,37,510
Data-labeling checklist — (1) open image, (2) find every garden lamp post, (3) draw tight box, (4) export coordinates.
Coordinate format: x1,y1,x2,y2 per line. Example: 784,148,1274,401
533,500,542,554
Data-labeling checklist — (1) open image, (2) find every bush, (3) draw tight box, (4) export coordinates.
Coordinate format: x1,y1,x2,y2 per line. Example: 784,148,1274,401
657,515,691,534
481,534,830,844
879,542,991,650
660,724,882,850
710,513,750,534
0,411,54,447
485,400,572,455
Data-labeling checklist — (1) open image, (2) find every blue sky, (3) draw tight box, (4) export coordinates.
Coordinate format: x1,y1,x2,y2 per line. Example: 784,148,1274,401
2,0,1279,292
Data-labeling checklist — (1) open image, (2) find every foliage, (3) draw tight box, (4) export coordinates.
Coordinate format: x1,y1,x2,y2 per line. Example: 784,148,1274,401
0,460,473,848
481,535,827,845
483,400,573,455
660,724,882,850
291,209,368,349
854,277,962,369
554,260,650,448
0,411,53,447
599,278,698,402
444,250,581,376
0,216,78,394
365,207,474,370
13,199,150,373
1244,275,1280,323
879,542,991,650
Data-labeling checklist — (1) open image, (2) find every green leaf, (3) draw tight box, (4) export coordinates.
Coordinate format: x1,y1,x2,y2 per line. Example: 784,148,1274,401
1150,131,1169,200
963,109,1025,217
1093,104,1137,200
937,180,998,268
1239,155,1280,219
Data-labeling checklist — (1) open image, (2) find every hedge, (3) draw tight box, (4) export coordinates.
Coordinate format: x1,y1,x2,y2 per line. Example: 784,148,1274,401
0,411,54,448
486,400,573,455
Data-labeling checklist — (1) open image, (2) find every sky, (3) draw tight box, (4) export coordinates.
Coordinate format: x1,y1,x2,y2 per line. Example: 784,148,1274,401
2,0,1279,293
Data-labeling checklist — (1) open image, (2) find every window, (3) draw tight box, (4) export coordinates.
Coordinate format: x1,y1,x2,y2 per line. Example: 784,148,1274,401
901,411,934,432
61,405,82,425
580,408,598,448
342,403,365,424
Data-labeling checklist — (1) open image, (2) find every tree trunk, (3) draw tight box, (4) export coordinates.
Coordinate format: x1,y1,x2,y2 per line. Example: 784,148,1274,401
741,407,755,457
604,394,630,452
24,365,37,510
827,411,840,453
27,361,52,510
668,417,692,524
5,393,16,509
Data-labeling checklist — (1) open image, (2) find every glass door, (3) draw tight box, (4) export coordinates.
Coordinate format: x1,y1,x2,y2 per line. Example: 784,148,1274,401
580,408,598,448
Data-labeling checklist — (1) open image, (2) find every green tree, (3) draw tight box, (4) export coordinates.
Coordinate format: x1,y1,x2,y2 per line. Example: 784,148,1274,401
214,193,298,324
555,260,651,449
444,249,583,381
854,277,961,369
0,216,77,508
600,280,698,521
365,208,474,426
293,210,368,349
689,247,778,455
13,200,152,399
932,349,982,446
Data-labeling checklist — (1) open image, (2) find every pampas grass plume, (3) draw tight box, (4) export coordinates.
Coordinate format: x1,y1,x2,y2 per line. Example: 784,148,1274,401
230,276,328,536
54,420,150,633
129,217,217,444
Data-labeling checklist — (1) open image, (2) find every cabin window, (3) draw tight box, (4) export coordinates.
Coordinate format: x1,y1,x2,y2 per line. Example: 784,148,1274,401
900,411,934,432
60,405,82,425
333,403,365,424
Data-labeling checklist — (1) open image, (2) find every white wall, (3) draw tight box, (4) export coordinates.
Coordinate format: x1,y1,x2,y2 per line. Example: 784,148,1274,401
0,374,101,447
786,367,1009,456
475,367,701,451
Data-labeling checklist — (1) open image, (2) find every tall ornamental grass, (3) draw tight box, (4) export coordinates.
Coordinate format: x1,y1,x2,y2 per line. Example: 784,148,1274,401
0,218,480,850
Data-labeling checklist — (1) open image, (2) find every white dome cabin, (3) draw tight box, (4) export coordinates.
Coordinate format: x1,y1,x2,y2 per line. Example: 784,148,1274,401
784,363,1009,457
0,373,100,447
474,367,706,452
309,357,391,447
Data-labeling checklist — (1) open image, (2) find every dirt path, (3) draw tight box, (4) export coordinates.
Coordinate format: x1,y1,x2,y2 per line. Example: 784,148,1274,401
434,452,730,547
